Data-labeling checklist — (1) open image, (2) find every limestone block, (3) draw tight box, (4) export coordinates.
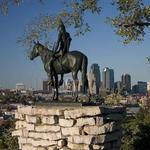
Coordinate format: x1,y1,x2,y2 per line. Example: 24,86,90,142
75,117,95,126
47,146,58,150
67,142,90,150
59,118,74,127
68,131,121,145
42,116,58,125
18,106,36,115
26,123,35,131
15,121,34,131
26,115,40,124
18,137,28,144
22,144,37,150
18,106,64,116
92,143,111,150
95,117,104,126
28,132,62,141
12,129,28,137
64,107,103,119
36,107,63,116
57,139,67,148
18,137,57,147
15,112,24,120
31,139,57,147
15,121,26,129
84,122,119,135
60,147,71,150
19,143,22,150
92,144,101,150
35,125,60,132
61,127,81,136
68,135,93,144
37,147,47,150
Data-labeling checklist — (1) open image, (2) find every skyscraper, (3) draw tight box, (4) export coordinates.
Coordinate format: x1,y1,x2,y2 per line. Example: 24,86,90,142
137,81,147,94
102,67,114,91
121,74,131,93
43,80,52,93
88,64,101,94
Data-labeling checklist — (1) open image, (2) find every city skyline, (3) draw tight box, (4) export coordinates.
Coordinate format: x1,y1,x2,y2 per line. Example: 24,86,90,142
0,1,150,89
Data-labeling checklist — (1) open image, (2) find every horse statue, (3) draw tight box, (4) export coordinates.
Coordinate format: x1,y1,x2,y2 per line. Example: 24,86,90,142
30,42,89,101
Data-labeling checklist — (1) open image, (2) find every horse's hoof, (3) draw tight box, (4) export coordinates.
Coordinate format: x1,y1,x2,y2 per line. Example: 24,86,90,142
59,80,63,86
53,97,59,102
74,96,78,102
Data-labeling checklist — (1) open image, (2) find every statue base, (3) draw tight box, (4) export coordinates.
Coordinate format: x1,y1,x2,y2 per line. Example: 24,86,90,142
33,101,103,107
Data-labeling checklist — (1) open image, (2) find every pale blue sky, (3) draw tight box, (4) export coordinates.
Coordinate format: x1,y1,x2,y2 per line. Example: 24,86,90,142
0,0,150,89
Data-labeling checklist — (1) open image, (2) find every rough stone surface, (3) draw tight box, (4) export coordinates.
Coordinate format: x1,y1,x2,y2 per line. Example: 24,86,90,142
15,112,24,120
67,142,90,150
59,118,74,127
13,105,125,150
61,127,81,136
64,107,103,119
15,121,35,131
35,125,60,132
28,132,62,141
83,122,120,135
42,116,58,125
26,115,39,124
75,117,95,126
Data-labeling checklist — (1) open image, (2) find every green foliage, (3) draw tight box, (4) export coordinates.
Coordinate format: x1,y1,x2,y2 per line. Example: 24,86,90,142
0,120,19,150
121,108,150,150
109,0,150,44
16,0,101,49
105,93,125,106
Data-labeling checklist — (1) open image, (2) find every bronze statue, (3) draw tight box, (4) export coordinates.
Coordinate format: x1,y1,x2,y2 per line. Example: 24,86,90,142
49,19,72,87
30,42,88,101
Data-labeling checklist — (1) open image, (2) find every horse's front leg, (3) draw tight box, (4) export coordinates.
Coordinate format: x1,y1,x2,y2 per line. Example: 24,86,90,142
59,74,64,86
72,72,79,102
53,74,59,101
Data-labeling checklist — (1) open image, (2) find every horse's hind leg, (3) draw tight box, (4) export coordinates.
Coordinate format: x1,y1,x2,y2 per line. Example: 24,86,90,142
72,71,79,102
53,74,59,101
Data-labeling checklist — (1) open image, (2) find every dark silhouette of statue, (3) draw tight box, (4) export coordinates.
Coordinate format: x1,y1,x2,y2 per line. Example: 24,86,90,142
30,42,88,101
49,19,72,86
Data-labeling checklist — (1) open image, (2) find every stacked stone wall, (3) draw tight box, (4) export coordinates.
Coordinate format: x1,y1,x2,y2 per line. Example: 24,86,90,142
12,105,125,150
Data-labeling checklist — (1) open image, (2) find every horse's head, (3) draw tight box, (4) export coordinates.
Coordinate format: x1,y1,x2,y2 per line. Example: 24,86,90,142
30,42,40,60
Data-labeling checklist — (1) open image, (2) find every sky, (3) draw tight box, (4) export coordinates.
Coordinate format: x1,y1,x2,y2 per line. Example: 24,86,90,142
0,0,150,89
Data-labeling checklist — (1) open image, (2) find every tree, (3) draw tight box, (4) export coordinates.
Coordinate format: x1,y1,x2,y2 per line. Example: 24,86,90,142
1,0,150,46
121,108,150,150
0,0,101,48
109,0,150,44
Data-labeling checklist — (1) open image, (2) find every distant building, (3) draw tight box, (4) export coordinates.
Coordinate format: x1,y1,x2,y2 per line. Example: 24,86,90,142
88,64,101,94
121,74,131,93
16,83,25,91
42,80,52,93
137,81,147,94
65,79,73,91
132,81,147,94
114,81,122,92
147,82,150,91
132,84,139,94
102,67,114,92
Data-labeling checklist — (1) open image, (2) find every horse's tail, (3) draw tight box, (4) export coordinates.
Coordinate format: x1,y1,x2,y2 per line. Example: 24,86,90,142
81,55,88,93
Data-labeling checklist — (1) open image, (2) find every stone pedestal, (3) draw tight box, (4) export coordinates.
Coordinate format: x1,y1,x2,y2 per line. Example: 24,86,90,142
12,105,125,150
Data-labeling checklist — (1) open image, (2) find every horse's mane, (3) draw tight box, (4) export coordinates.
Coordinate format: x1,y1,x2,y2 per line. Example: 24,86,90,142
38,42,54,54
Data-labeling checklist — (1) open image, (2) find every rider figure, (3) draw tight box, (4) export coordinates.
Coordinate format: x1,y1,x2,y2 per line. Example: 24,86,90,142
49,19,72,86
